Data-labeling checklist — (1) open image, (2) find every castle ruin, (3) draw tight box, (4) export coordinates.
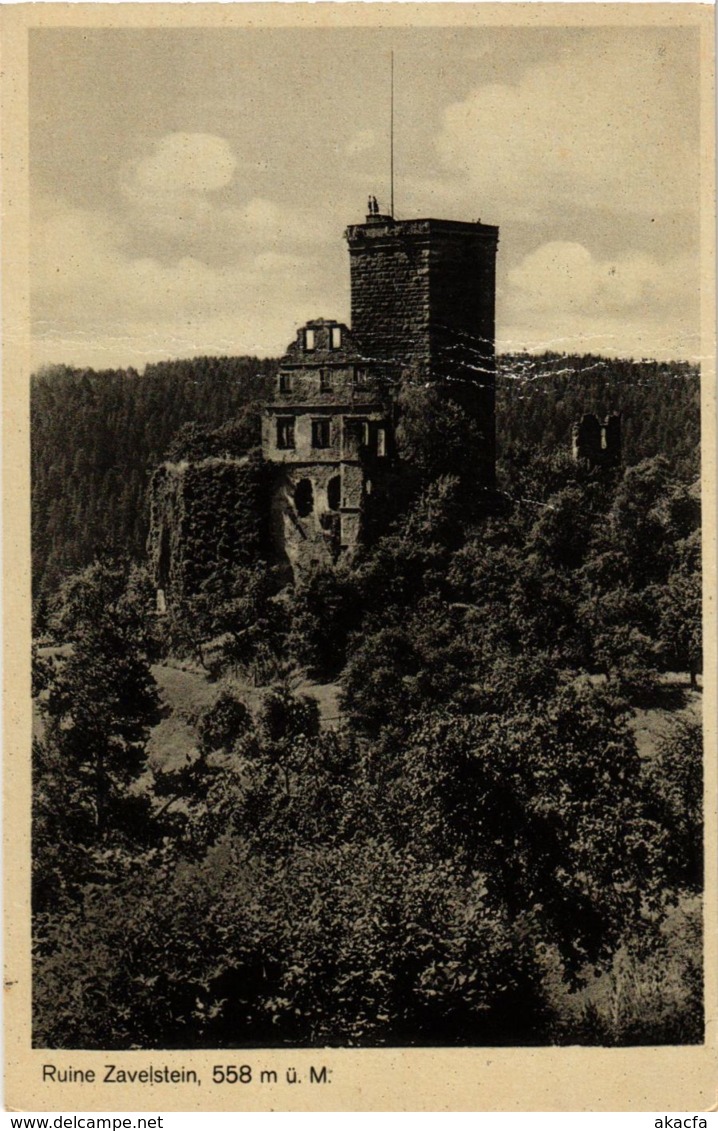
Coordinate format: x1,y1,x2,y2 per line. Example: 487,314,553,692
149,203,499,600
572,412,622,469
263,208,499,574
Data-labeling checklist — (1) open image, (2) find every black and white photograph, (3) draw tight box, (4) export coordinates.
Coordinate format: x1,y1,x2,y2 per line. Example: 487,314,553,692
6,2,713,1105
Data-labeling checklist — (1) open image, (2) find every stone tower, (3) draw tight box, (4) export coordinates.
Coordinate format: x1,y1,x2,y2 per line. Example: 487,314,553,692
345,211,499,486
150,204,500,600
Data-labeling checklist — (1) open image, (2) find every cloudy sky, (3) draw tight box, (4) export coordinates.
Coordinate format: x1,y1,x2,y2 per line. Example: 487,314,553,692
30,24,702,370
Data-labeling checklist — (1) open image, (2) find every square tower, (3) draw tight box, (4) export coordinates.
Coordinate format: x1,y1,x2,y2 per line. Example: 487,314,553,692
345,214,499,483
345,215,498,380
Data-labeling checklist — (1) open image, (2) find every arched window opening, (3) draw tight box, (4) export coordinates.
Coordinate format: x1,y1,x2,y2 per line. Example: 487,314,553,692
294,478,314,517
327,475,341,511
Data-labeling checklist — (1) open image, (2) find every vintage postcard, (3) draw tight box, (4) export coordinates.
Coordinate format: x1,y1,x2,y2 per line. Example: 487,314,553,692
2,2,716,1112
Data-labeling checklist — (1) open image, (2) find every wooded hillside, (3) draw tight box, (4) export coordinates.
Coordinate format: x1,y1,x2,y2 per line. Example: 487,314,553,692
31,357,277,609
31,352,700,611
31,345,703,1048
496,353,700,477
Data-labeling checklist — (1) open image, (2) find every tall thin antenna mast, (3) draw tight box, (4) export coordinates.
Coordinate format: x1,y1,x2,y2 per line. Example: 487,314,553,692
390,50,395,218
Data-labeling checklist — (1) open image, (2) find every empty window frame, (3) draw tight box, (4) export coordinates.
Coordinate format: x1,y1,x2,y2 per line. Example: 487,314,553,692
342,417,369,456
294,478,314,517
320,369,332,393
312,418,331,449
376,425,387,457
304,328,316,351
279,372,292,394
276,417,296,450
330,325,342,350
354,367,370,390
327,475,341,511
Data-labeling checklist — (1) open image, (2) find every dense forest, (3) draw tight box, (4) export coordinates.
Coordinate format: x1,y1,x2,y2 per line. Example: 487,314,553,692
31,356,277,611
31,352,700,611
31,349,703,1048
497,353,700,480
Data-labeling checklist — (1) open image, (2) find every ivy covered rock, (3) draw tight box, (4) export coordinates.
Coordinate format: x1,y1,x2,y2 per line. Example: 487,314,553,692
147,454,268,603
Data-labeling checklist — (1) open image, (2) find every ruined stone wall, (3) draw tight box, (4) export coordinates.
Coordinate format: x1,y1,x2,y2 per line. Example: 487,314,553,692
271,363,390,408
268,451,393,575
147,455,266,602
263,406,390,464
269,464,343,575
263,410,343,465
572,413,622,468
264,403,390,573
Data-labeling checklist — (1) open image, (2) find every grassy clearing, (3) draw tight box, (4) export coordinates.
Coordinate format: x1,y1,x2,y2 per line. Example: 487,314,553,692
147,660,342,770
630,673,702,762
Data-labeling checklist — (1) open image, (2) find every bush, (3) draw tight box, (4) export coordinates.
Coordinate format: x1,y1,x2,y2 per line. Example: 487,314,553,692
197,688,252,756
288,563,361,679
643,716,703,890
548,899,703,1045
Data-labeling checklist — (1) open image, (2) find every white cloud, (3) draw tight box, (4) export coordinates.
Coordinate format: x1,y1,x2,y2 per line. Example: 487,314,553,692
130,133,237,195
32,193,698,370
31,197,124,301
117,133,331,253
31,110,353,369
30,194,343,369
120,133,237,240
507,241,694,316
235,198,328,248
437,45,698,219
499,240,699,360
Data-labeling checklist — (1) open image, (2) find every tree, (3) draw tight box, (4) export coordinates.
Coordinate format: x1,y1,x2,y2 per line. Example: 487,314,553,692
34,561,161,912
642,716,703,890
526,482,602,572
196,688,253,756
577,580,661,694
341,594,477,739
162,592,216,669
49,559,160,661
597,457,674,589
31,358,277,606
151,686,253,854
205,564,287,682
31,644,54,697
31,829,545,1048
164,410,263,463
657,531,702,685
376,677,664,979
353,475,464,622
288,563,361,680
254,684,320,757
395,385,485,487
